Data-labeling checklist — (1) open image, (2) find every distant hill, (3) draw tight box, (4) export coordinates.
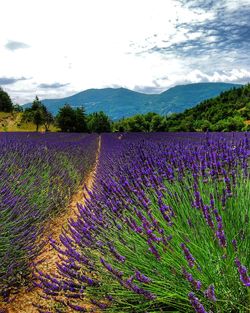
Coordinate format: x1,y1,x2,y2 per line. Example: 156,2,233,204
23,83,241,120
164,83,250,131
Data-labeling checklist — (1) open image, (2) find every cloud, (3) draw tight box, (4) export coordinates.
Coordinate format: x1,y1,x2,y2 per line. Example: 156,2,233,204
132,68,250,95
133,85,166,94
138,3,250,59
173,6,250,57
177,0,250,11
1,0,250,104
127,0,250,90
0,76,29,85
175,69,250,84
5,40,30,51
38,82,70,89
130,0,250,59
165,69,250,87
177,0,222,10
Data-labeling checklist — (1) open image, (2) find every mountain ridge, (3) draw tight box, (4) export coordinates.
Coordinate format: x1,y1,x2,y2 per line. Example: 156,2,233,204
23,82,241,120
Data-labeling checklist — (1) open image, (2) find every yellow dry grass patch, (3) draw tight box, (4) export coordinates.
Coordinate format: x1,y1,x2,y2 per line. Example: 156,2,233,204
0,112,58,132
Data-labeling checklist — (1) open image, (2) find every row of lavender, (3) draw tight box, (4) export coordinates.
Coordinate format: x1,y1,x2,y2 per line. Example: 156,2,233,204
0,132,98,301
37,132,249,312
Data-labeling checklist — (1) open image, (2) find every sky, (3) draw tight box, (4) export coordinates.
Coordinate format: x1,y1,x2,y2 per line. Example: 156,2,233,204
1,0,250,104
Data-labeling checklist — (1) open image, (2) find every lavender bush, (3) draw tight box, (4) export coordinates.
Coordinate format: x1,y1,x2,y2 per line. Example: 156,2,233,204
0,132,98,301
35,133,249,312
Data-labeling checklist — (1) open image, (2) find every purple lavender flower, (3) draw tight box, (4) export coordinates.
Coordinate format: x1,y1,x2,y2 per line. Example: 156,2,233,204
187,218,193,228
221,188,227,209
108,243,126,263
193,183,202,209
224,176,233,197
202,205,214,229
204,284,216,302
209,193,215,210
235,258,250,287
188,292,207,313
100,258,124,278
135,270,151,283
232,239,238,252
181,243,195,268
215,226,227,248
182,267,202,290
213,210,227,247
124,279,156,300
67,303,87,312
147,239,161,260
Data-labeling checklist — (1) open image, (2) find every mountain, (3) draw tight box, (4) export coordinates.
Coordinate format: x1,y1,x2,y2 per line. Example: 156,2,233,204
163,83,250,131
23,83,241,120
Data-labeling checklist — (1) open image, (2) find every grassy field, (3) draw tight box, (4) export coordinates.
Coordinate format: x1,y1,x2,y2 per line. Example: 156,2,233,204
0,112,58,132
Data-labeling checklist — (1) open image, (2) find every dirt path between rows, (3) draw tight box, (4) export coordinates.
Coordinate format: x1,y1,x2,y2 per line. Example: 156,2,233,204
1,135,101,313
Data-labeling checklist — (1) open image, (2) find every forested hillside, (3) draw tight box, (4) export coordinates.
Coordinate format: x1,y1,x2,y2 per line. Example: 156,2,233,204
114,84,250,132
166,83,250,131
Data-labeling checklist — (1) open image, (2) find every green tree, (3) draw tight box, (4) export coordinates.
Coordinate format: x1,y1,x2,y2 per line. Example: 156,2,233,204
0,88,13,112
56,104,76,132
194,119,212,131
56,105,87,132
13,104,23,112
127,115,146,132
75,107,87,132
112,118,126,132
87,111,111,133
150,115,165,132
212,116,245,131
22,96,54,131
43,110,54,131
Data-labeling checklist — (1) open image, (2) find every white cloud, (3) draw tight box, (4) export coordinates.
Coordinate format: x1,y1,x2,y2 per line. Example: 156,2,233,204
171,69,250,85
0,0,249,103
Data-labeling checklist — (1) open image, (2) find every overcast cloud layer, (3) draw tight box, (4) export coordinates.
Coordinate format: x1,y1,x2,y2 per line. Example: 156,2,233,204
0,0,249,104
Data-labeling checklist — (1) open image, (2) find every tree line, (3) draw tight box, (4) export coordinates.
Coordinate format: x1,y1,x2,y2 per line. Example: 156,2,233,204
23,97,112,132
0,89,112,132
1,84,250,132
113,84,250,132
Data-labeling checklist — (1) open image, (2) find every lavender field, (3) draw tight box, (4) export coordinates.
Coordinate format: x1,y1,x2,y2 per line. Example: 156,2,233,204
0,133,98,302
0,132,250,312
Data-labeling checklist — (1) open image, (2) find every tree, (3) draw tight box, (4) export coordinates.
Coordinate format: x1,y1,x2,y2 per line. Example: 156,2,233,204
150,115,165,132
127,115,146,132
31,96,46,131
0,88,13,112
194,119,212,131
13,104,23,112
87,111,111,133
56,104,76,132
113,113,166,132
33,111,44,132
43,110,54,131
56,105,88,132
22,96,54,131
212,116,245,131
75,107,87,132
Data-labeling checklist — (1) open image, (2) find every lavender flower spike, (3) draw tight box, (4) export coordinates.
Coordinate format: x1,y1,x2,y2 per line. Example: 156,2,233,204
181,243,195,268
235,258,250,287
204,284,216,302
188,292,208,313
182,267,202,290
